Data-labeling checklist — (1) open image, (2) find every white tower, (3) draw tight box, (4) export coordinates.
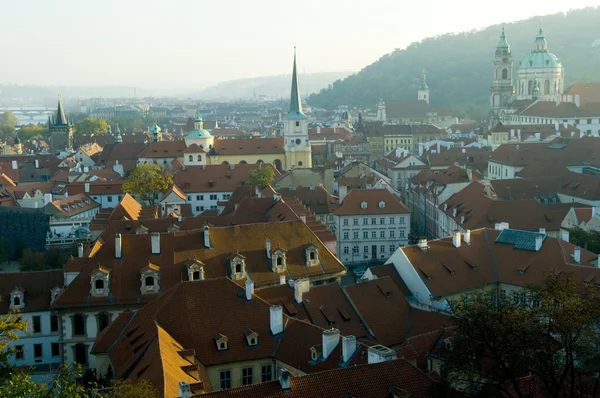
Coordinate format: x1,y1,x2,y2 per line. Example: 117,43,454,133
417,69,430,105
376,100,386,122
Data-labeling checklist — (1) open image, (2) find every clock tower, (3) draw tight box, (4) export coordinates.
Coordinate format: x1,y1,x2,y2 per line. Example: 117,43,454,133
489,27,515,127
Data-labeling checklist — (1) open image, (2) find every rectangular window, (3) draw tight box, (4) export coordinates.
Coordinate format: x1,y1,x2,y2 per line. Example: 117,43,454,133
500,289,506,301
210,194,218,200
343,246,349,254
343,219,349,226
51,314,59,332
210,205,217,210
51,342,60,357
319,215,325,222
399,230,405,238
364,246,369,254
15,345,24,360
353,232,359,239
187,196,192,201
200,206,205,211
353,218,358,226
371,231,377,239
380,231,385,238
220,370,232,390
371,218,376,225
34,344,42,359
195,206,200,212
380,245,385,253
107,196,113,202
261,365,272,382
223,194,230,200
389,244,395,253
200,195,204,200
352,246,359,255
389,217,395,224
196,195,200,200
33,316,41,333
242,367,253,386
343,232,349,240
399,217,405,224
362,218,368,225
380,218,385,225
363,231,368,239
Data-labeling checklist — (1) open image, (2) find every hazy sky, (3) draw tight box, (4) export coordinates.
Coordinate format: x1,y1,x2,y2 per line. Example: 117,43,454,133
1,0,598,90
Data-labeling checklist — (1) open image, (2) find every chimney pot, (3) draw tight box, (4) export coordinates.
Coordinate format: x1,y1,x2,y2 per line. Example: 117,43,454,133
84,183,90,193
464,229,471,245
452,230,461,248
151,232,160,254
78,243,84,258
322,328,340,360
270,305,283,335
115,234,122,258
245,280,254,301
574,246,581,263
342,335,357,363
535,235,543,252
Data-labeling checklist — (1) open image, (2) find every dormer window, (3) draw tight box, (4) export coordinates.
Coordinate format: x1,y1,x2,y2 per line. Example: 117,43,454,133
310,346,322,361
305,244,319,267
270,247,287,273
229,252,246,280
186,259,205,281
214,333,228,351
378,201,386,209
90,267,110,297
360,201,368,209
140,262,160,294
10,288,25,310
245,329,258,346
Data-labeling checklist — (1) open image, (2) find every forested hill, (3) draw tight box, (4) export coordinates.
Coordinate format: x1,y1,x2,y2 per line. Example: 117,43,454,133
307,7,600,116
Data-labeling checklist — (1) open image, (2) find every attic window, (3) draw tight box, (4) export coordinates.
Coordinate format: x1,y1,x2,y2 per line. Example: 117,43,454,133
245,329,259,346
378,201,386,209
360,201,368,209
140,264,160,294
305,245,319,266
214,333,228,351
10,289,25,309
230,253,246,280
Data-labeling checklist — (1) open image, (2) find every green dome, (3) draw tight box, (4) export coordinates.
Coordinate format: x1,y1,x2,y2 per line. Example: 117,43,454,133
519,51,561,69
186,128,212,138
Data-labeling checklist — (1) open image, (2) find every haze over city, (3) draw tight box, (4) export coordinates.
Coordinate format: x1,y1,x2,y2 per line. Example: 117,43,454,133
1,0,597,90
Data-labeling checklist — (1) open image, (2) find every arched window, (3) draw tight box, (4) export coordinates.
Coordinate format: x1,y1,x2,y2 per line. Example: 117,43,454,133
188,155,193,162
95,279,104,290
235,263,242,274
197,155,202,162
502,68,508,80
98,313,110,332
528,80,533,95
239,160,247,164
74,343,87,365
276,257,283,266
192,271,200,280
222,161,229,165
145,276,155,286
13,296,20,306
73,314,86,336
544,80,550,95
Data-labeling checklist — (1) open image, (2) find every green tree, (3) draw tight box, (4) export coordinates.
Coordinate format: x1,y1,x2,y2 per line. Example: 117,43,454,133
74,118,108,137
0,125,15,140
18,125,45,140
122,164,173,205
569,226,600,254
105,380,160,398
246,166,275,187
110,115,145,131
18,249,46,271
435,274,600,397
0,307,27,379
0,112,18,127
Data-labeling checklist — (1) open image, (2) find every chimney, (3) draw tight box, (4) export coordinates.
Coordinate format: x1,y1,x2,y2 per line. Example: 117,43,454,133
245,279,254,301
78,243,84,258
535,235,543,252
11,160,17,170
299,213,307,224
535,132,541,141
115,234,122,258
35,159,39,169
43,193,52,205
452,230,461,248
342,335,357,363
338,185,348,203
575,95,581,107
436,142,440,153
203,226,210,248
368,345,397,364
84,183,90,193
151,232,160,254
417,238,428,252
556,95,561,106
452,208,457,217
279,275,286,285
229,163,235,170
317,125,321,135
178,214,182,223
464,229,471,245
294,279,309,304
562,230,570,242
178,381,191,398
266,239,271,258
270,305,283,335
278,368,291,391
574,246,581,263
539,228,546,234
255,185,261,198
322,328,340,360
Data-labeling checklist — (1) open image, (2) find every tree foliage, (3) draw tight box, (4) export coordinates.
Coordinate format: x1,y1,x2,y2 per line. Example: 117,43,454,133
0,112,18,127
246,166,275,187
74,118,108,137
569,226,600,254
435,274,600,397
0,125,16,140
123,164,173,205
0,208,49,260
0,308,27,379
18,124,46,140
308,7,600,117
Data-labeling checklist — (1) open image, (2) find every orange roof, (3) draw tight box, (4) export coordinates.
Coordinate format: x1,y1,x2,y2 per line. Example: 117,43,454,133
209,138,285,156
334,189,409,216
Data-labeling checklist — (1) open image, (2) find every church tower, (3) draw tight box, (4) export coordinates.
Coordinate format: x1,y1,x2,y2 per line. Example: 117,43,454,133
417,70,430,104
49,96,73,152
376,100,386,122
283,48,312,169
489,27,515,126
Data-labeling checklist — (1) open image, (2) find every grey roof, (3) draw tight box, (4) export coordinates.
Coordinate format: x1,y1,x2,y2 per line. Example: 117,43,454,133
495,229,546,251
287,48,306,119
55,97,68,125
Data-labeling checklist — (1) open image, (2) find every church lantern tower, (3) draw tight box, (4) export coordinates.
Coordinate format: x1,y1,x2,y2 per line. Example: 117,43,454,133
417,69,430,104
489,27,515,126
283,47,312,170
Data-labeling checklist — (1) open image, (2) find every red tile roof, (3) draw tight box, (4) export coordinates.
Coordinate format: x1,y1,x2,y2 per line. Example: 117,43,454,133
334,189,409,216
173,163,279,193
0,270,63,313
209,138,285,156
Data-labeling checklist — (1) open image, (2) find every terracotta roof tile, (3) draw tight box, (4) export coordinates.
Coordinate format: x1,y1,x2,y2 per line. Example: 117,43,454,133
0,270,63,313
334,189,409,216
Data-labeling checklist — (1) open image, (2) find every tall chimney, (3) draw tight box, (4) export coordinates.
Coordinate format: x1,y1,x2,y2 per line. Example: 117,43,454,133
338,185,347,203
279,275,286,285
342,335,357,363
278,369,291,391
151,232,160,254
539,228,546,234
178,381,191,398
270,305,283,335
266,239,271,258
464,229,471,245
78,243,84,258
245,280,254,301
11,160,17,170
322,329,340,360
535,235,543,252
35,159,39,169
203,226,210,248
452,230,461,248
84,183,90,193
115,234,122,258
574,246,581,263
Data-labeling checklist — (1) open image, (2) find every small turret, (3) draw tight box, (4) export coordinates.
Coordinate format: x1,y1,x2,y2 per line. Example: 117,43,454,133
534,23,548,52
115,122,122,144
495,26,511,56
418,69,430,104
